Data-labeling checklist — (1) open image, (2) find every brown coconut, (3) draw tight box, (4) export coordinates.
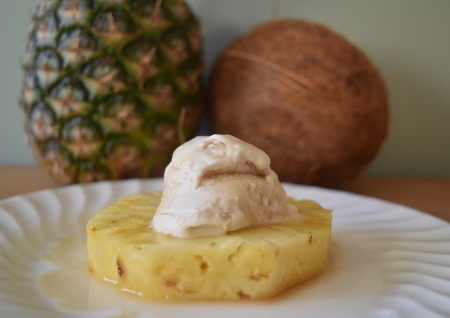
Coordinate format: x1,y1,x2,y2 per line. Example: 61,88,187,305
207,19,389,187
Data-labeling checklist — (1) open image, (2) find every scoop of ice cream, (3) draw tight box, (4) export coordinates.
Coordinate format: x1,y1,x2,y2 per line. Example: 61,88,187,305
151,134,299,237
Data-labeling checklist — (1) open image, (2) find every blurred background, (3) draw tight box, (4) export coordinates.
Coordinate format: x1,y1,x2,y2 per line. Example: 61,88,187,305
1,0,449,177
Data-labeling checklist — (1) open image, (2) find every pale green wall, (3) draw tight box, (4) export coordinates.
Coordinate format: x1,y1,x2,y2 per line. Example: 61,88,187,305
1,0,449,177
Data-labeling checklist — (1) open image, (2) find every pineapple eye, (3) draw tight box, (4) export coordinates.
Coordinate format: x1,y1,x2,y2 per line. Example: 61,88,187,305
58,27,97,49
129,0,160,17
57,27,98,65
57,0,94,13
57,0,94,26
76,160,112,183
175,57,202,94
122,36,166,66
103,135,143,156
34,49,63,71
144,77,179,109
144,77,176,92
102,135,145,179
91,8,137,36
61,116,103,158
130,0,172,28
28,102,57,141
163,29,187,48
96,93,146,133
33,0,55,19
37,11,60,31
34,11,60,46
23,69,40,92
21,69,42,110
161,29,189,63
49,76,90,102
25,32,38,56
82,56,124,80
167,0,190,19
142,112,177,153
41,139,62,157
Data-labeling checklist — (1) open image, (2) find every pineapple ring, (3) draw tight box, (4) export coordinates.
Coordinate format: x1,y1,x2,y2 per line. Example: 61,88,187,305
86,192,332,301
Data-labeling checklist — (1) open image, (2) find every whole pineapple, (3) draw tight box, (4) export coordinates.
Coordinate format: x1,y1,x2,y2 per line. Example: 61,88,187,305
20,0,203,184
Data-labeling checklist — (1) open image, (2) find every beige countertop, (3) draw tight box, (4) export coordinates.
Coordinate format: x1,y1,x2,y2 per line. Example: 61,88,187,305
1,166,449,222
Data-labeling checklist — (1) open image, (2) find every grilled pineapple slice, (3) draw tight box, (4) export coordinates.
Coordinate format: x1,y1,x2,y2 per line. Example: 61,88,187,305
86,192,331,301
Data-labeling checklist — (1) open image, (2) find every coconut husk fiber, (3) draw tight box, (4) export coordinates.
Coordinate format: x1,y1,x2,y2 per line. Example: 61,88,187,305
207,19,389,187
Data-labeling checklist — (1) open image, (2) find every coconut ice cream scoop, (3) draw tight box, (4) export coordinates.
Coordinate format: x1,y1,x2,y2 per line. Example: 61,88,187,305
151,134,298,238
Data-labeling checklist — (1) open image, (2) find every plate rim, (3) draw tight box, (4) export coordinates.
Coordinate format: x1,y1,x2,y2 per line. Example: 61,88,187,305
1,178,450,318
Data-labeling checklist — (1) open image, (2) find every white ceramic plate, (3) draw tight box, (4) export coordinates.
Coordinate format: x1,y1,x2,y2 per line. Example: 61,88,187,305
1,179,450,318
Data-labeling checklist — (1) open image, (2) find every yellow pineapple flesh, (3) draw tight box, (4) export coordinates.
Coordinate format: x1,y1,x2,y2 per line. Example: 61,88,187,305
86,192,332,301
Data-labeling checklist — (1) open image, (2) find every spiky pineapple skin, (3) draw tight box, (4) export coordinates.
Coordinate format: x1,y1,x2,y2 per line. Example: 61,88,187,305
20,0,203,184
86,192,332,301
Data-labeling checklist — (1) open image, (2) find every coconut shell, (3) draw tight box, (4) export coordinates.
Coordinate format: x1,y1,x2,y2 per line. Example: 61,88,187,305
207,19,389,187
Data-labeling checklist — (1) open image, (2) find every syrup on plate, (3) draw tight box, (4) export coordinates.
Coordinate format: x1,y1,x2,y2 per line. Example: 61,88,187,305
36,231,382,318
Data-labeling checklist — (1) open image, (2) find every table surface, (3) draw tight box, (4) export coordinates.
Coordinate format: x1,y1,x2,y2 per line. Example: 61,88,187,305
0,166,449,222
